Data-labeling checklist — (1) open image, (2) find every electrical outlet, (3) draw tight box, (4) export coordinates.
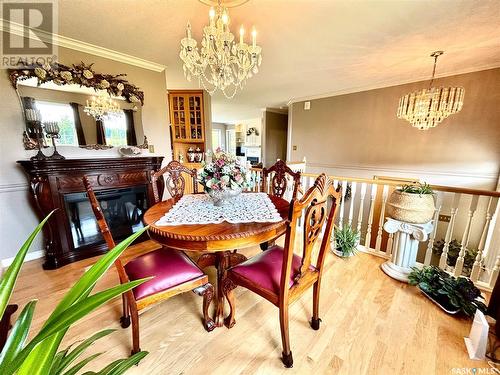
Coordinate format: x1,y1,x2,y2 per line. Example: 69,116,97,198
438,214,451,223
293,145,297,151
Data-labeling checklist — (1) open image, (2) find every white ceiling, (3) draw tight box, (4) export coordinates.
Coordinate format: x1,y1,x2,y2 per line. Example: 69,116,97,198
57,0,500,123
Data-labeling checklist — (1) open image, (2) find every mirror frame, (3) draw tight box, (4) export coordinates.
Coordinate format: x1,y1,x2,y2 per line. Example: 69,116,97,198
9,61,147,150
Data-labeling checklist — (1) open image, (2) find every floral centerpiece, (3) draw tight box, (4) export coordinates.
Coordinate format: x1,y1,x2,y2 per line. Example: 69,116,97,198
198,148,252,205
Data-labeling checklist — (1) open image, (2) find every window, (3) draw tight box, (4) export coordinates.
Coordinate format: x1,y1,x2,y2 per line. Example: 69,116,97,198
36,101,78,146
226,129,236,155
212,129,223,151
102,111,127,146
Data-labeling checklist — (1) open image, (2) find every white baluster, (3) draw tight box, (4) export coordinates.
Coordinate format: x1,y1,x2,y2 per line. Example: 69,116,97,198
375,185,389,252
338,180,348,228
424,192,442,266
365,184,377,249
454,195,479,277
357,183,367,236
489,254,500,288
439,193,461,269
347,182,357,226
471,197,497,282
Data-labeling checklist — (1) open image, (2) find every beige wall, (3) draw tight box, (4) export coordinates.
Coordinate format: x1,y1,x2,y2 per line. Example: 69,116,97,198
0,37,171,260
289,68,500,189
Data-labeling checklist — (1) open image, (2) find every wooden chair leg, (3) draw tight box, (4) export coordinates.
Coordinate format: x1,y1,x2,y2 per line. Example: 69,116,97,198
120,293,131,328
130,302,140,355
310,281,322,330
279,306,293,368
222,278,236,328
201,284,216,332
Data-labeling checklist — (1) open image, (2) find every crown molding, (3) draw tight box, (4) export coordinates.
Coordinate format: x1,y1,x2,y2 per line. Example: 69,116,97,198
286,63,500,106
1,20,167,72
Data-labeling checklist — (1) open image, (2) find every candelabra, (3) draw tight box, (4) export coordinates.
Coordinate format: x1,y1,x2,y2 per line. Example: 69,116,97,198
44,121,65,160
25,108,47,161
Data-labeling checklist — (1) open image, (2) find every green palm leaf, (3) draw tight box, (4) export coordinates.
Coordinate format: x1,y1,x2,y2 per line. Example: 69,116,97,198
8,278,150,375
61,352,103,375
0,300,37,371
51,329,115,375
0,212,54,317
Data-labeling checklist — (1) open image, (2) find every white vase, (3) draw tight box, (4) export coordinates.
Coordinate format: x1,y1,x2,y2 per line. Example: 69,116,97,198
207,187,242,206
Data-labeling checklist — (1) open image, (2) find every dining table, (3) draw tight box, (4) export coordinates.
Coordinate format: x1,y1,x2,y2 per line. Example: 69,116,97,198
143,193,290,327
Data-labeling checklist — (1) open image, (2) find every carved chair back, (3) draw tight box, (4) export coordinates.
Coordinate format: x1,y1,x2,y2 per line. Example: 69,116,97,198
262,160,301,200
280,174,341,296
151,160,198,203
82,176,129,285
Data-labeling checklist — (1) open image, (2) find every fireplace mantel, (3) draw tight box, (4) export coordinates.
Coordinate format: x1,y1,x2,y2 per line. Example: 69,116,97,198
18,156,164,269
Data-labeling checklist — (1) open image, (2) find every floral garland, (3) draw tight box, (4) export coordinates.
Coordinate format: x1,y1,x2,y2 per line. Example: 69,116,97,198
198,148,252,192
9,62,144,105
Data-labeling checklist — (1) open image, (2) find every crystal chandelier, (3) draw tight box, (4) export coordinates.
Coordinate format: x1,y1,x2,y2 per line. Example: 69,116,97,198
84,92,121,120
397,51,465,130
179,0,262,99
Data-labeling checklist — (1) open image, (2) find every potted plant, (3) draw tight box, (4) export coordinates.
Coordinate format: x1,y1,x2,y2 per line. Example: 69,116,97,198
386,182,435,224
331,225,360,258
432,239,478,276
198,148,252,206
0,212,149,374
408,266,487,316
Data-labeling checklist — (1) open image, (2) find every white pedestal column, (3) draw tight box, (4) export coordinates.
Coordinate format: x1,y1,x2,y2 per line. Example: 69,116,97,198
380,218,433,282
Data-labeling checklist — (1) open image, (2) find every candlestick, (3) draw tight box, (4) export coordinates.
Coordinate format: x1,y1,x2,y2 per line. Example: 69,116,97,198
239,26,244,45
252,27,257,47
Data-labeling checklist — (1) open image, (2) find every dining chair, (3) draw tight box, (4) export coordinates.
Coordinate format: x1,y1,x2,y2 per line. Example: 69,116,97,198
262,159,301,201
83,176,215,355
223,173,341,368
260,159,302,250
151,160,198,203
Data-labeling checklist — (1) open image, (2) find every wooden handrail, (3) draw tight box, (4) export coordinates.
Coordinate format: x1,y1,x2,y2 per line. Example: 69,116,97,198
250,168,500,198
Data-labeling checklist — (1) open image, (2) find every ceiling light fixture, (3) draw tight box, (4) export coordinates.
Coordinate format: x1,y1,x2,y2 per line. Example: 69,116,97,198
84,92,121,120
179,0,262,99
397,51,465,130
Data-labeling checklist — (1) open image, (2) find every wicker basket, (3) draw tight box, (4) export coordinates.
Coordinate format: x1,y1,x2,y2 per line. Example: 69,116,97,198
386,190,435,224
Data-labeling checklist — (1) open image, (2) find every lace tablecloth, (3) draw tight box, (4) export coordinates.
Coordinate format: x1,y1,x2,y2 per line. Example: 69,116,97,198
155,193,283,226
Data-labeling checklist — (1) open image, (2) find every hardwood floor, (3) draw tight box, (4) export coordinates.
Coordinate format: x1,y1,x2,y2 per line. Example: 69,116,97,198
10,240,488,374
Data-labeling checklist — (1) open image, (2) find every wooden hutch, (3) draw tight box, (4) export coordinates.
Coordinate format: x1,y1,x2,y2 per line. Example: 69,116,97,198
168,89,207,193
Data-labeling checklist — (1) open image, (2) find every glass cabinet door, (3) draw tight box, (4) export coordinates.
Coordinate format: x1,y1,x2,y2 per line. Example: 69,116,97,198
188,95,204,141
172,95,187,140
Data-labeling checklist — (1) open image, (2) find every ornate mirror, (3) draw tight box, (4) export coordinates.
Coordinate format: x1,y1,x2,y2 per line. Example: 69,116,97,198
10,62,148,152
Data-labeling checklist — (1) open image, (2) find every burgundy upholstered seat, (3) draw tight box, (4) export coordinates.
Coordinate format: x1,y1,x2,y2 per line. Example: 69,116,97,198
124,249,204,300
228,245,315,295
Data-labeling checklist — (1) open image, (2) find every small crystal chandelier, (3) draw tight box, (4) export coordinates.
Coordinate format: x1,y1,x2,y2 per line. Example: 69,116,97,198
179,0,262,99
84,92,121,120
397,51,465,130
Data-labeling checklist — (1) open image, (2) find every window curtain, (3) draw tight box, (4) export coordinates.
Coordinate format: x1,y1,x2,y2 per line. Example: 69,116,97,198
21,97,37,138
123,109,137,146
69,102,87,145
96,119,106,144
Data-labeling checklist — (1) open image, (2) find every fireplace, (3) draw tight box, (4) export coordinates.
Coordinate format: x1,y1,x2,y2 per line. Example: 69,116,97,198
64,185,147,251
18,157,164,269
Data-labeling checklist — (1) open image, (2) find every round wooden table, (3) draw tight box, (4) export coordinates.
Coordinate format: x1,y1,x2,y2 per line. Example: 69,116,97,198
143,194,290,327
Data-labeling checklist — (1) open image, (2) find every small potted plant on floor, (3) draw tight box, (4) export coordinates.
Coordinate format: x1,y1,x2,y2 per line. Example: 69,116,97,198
408,266,487,316
386,182,435,224
331,224,360,258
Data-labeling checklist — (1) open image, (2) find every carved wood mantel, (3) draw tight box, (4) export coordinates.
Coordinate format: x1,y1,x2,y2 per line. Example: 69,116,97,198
17,157,164,269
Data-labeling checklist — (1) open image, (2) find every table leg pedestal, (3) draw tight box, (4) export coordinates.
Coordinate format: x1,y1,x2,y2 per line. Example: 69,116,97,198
381,218,433,282
197,251,247,327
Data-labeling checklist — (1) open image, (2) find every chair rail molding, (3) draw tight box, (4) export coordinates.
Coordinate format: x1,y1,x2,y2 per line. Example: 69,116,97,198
0,183,30,194
0,19,167,72
307,162,499,180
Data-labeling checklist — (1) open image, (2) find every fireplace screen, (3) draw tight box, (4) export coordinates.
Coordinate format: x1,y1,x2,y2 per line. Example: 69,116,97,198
64,185,148,250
